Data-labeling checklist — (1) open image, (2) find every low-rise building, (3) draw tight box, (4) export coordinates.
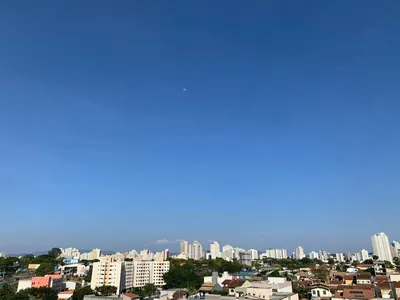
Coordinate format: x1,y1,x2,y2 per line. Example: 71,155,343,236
356,273,371,284
310,284,332,298
204,272,233,285
58,291,74,299
199,283,223,296
64,281,82,291
18,275,64,293
27,264,40,270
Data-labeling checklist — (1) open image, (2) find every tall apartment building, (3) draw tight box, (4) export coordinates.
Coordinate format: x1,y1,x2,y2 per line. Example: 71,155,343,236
265,249,287,259
221,245,234,261
131,261,170,287
90,248,102,260
180,241,189,255
336,253,345,263
91,256,125,294
247,249,259,261
360,249,369,262
189,241,203,260
371,233,393,263
295,246,305,260
61,247,80,258
210,241,220,259
309,251,319,259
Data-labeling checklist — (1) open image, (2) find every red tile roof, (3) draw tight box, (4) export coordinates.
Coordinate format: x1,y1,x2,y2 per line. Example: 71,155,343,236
123,293,141,299
227,280,246,288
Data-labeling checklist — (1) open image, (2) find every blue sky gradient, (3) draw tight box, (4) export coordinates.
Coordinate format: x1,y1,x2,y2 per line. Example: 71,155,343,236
1,1,400,254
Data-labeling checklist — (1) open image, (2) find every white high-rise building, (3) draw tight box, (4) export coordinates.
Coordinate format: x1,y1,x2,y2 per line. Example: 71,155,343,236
360,249,369,262
131,261,170,287
190,241,203,260
61,248,80,258
234,247,245,260
336,253,345,263
90,248,101,260
91,256,124,294
295,246,305,260
392,241,400,258
221,245,234,261
210,241,220,259
247,249,259,261
309,251,319,260
180,241,189,255
265,249,287,259
318,250,328,261
371,233,393,263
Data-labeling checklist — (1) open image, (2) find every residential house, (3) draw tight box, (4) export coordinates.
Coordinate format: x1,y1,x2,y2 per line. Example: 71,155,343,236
64,281,82,291
333,284,375,300
204,272,233,285
226,280,249,296
344,275,355,285
375,276,389,284
27,264,41,270
356,273,371,284
58,291,74,300
357,264,373,271
122,293,142,300
198,283,223,296
310,284,332,298
17,275,63,293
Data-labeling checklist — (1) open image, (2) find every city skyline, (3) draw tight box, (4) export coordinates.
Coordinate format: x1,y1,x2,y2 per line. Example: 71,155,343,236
3,233,400,256
1,1,400,252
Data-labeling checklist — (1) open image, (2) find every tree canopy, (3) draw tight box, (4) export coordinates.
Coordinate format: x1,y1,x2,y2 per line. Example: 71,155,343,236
95,285,117,296
71,286,95,300
48,248,62,259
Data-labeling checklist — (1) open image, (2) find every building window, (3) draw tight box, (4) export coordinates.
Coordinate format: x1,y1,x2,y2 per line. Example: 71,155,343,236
323,291,327,295
312,291,316,295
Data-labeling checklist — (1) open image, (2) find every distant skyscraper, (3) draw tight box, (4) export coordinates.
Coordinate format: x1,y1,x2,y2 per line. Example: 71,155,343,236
221,245,234,261
210,241,220,259
309,251,319,260
360,249,369,262
265,249,287,259
336,253,345,263
318,250,328,261
180,241,189,255
371,233,393,263
192,241,203,260
392,241,400,258
295,246,305,260
247,249,259,261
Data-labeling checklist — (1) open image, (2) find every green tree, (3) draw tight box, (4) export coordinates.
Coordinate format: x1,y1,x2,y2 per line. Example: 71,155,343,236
14,287,57,300
268,270,282,277
29,287,58,300
0,283,16,300
95,285,117,296
312,266,330,282
328,258,335,266
35,262,55,276
352,260,360,267
18,255,35,268
48,248,62,259
364,267,376,276
143,283,157,296
128,287,145,297
163,265,203,289
363,259,373,264
372,255,379,261
293,284,310,299
71,286,95,300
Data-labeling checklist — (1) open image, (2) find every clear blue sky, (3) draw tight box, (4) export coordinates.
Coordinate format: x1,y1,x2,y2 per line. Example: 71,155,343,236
1,1,400,254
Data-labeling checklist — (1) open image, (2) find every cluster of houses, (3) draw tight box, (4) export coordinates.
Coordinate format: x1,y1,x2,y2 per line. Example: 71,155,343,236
294,263,400,300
